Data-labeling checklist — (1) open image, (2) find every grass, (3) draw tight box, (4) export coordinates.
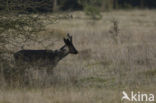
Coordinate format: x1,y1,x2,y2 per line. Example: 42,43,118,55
0,87,120,103
0,9,156,103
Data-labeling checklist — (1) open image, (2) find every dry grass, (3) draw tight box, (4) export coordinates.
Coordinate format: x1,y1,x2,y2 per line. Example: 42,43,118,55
1,9,156,103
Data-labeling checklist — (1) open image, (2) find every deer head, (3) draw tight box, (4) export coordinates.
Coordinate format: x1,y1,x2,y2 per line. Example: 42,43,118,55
63,33,78,54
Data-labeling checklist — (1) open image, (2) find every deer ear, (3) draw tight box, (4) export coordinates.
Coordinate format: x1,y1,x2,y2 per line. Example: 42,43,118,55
67,33,72,42
64,38,67,43
64,38,70,45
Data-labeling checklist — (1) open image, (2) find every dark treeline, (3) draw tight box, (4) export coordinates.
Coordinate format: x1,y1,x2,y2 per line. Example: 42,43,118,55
0,0,156,13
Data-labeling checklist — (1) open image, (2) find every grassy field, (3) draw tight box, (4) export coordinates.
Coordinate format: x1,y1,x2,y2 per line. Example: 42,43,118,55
0,10,156,103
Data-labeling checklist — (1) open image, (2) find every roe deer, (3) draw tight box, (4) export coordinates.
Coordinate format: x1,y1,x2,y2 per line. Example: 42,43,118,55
14,33,78,67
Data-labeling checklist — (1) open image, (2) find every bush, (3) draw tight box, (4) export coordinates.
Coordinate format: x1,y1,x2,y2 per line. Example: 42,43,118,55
84,5,102,20
0,14,45,87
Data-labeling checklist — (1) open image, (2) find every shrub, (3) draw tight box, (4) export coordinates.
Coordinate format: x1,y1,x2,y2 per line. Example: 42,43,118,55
84,5,102,20
0,14,45,87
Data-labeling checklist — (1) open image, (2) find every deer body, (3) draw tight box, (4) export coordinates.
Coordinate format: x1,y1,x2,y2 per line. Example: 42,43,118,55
14,34,78,67
14,49,68,66
10,34,78,86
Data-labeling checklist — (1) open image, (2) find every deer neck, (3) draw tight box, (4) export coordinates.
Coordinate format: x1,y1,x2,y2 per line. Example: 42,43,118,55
56,45,69,60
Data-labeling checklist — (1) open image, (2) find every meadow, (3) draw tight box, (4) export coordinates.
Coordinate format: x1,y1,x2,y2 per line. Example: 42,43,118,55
0,10,156,103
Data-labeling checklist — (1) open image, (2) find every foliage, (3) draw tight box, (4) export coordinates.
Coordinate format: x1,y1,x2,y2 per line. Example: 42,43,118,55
78,0,102,19
0,14,44,54
0,14,45,87
0,0,156,13
58,0,82,11
0,0,53,13
84,5,102,20
78,0,102,7
0,15,44,50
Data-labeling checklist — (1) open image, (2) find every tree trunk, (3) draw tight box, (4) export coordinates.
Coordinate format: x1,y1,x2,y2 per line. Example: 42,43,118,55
6,0,9,12
113,0,118,9
53,0,58,12
140,0,144,8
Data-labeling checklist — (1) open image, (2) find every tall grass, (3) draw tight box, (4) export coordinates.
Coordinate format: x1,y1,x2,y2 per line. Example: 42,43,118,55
0,10,156,103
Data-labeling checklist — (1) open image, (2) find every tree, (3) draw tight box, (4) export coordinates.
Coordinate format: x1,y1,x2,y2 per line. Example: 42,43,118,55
53,0,58,12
